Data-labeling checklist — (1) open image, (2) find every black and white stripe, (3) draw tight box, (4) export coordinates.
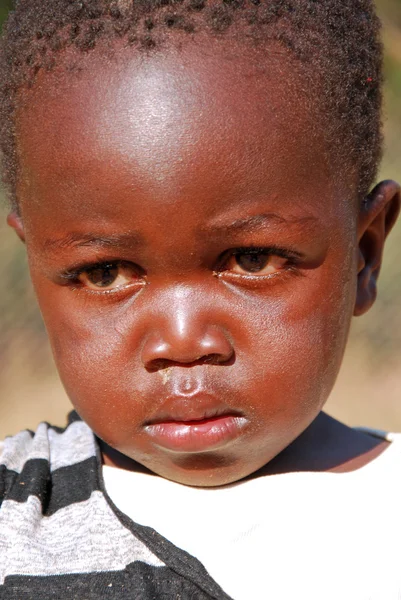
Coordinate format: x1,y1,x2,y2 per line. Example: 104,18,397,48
0,413,232,599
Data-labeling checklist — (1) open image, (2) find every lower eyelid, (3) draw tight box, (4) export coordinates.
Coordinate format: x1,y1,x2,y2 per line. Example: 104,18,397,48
69,280,146,297
217,270,283,279
215,266,300,285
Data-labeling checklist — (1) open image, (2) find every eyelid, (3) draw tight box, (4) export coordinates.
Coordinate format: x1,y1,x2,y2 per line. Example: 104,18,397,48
69,280,146,298
59,259,144,282
215,246,303,271
214,267,301,290
214,246,303,290
57,260,147,300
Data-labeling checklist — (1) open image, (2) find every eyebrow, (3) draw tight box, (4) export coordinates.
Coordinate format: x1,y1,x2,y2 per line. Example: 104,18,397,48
43,231,144,251
43,213,318,250
204,212,319,234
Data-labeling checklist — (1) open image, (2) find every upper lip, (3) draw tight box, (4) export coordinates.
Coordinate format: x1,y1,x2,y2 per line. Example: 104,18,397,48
145,394,243,425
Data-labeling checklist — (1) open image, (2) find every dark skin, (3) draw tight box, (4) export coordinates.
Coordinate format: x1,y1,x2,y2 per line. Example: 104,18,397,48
8,38,400,486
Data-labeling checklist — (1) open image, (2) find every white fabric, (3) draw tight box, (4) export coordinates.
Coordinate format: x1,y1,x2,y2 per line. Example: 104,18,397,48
103,432,401,600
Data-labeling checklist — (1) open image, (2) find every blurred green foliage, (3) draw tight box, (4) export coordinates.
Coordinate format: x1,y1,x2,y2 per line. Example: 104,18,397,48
0,1,13,28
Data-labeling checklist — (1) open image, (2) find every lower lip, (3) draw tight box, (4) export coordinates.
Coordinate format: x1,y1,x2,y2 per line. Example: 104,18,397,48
144,415,248,453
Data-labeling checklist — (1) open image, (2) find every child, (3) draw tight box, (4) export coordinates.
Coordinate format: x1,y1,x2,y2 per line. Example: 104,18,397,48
0,0,400,598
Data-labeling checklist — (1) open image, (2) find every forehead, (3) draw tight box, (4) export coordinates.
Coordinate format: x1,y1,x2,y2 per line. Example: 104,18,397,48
15,37,350,228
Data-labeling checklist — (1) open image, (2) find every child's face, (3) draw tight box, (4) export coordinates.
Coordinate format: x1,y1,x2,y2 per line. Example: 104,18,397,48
10,40,394,485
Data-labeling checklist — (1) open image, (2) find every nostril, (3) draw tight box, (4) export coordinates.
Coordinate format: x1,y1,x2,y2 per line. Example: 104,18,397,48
203,351,235,365
145,353,234,372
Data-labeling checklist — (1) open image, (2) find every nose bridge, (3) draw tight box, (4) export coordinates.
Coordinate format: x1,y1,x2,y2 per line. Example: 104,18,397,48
151,283,212,331
140,283,234,367
166,285,202,339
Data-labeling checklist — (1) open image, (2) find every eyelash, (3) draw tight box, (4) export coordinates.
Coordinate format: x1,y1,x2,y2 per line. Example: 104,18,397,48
59,246,302,296
215,246,301,287
217,246,300,267
59,260,144,297
60,261,134,280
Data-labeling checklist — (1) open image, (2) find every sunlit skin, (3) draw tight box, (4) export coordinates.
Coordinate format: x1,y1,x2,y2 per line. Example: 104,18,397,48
8,37,400,486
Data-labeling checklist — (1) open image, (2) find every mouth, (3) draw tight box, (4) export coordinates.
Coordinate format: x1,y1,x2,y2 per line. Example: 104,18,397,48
143,396,248,453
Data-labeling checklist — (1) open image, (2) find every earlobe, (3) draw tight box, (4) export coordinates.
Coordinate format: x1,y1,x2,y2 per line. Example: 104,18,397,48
7,211,26,243
354,180,400,316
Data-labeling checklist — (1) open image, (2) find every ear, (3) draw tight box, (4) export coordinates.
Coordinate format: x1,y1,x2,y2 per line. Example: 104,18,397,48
7,210,25,243
354,180,400,317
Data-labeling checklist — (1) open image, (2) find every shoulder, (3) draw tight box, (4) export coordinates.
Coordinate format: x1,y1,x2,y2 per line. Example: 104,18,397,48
0,412,97,509
0,417,223,600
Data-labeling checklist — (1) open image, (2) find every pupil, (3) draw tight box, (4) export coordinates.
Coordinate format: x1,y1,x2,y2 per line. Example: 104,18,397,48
88,265,118,287
237,253,269,272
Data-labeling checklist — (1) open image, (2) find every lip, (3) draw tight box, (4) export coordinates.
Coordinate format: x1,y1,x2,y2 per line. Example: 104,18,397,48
143,394,248,453
144,415,248,453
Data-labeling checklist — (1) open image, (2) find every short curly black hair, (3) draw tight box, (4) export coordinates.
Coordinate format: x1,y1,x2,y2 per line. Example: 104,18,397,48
0,0,383,211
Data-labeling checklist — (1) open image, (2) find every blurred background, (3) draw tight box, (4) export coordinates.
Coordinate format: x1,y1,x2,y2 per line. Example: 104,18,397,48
0,0,400,438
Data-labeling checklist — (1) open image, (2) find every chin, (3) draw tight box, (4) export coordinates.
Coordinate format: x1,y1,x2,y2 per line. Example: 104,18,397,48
143,453,262,487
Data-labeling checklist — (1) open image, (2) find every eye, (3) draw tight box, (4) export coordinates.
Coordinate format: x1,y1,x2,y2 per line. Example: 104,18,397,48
224,250,289,276
76,262,142,291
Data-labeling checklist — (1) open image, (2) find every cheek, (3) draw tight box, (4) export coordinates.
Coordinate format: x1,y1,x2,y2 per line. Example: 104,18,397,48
49,307,136,401
47,312,152,442
245,262,356,423
27,268,138,420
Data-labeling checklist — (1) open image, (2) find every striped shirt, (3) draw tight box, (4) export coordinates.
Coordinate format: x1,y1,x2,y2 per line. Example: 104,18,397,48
0,412,232,599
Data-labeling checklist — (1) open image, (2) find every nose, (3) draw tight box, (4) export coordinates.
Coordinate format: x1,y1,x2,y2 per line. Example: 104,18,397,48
140,287,234,370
